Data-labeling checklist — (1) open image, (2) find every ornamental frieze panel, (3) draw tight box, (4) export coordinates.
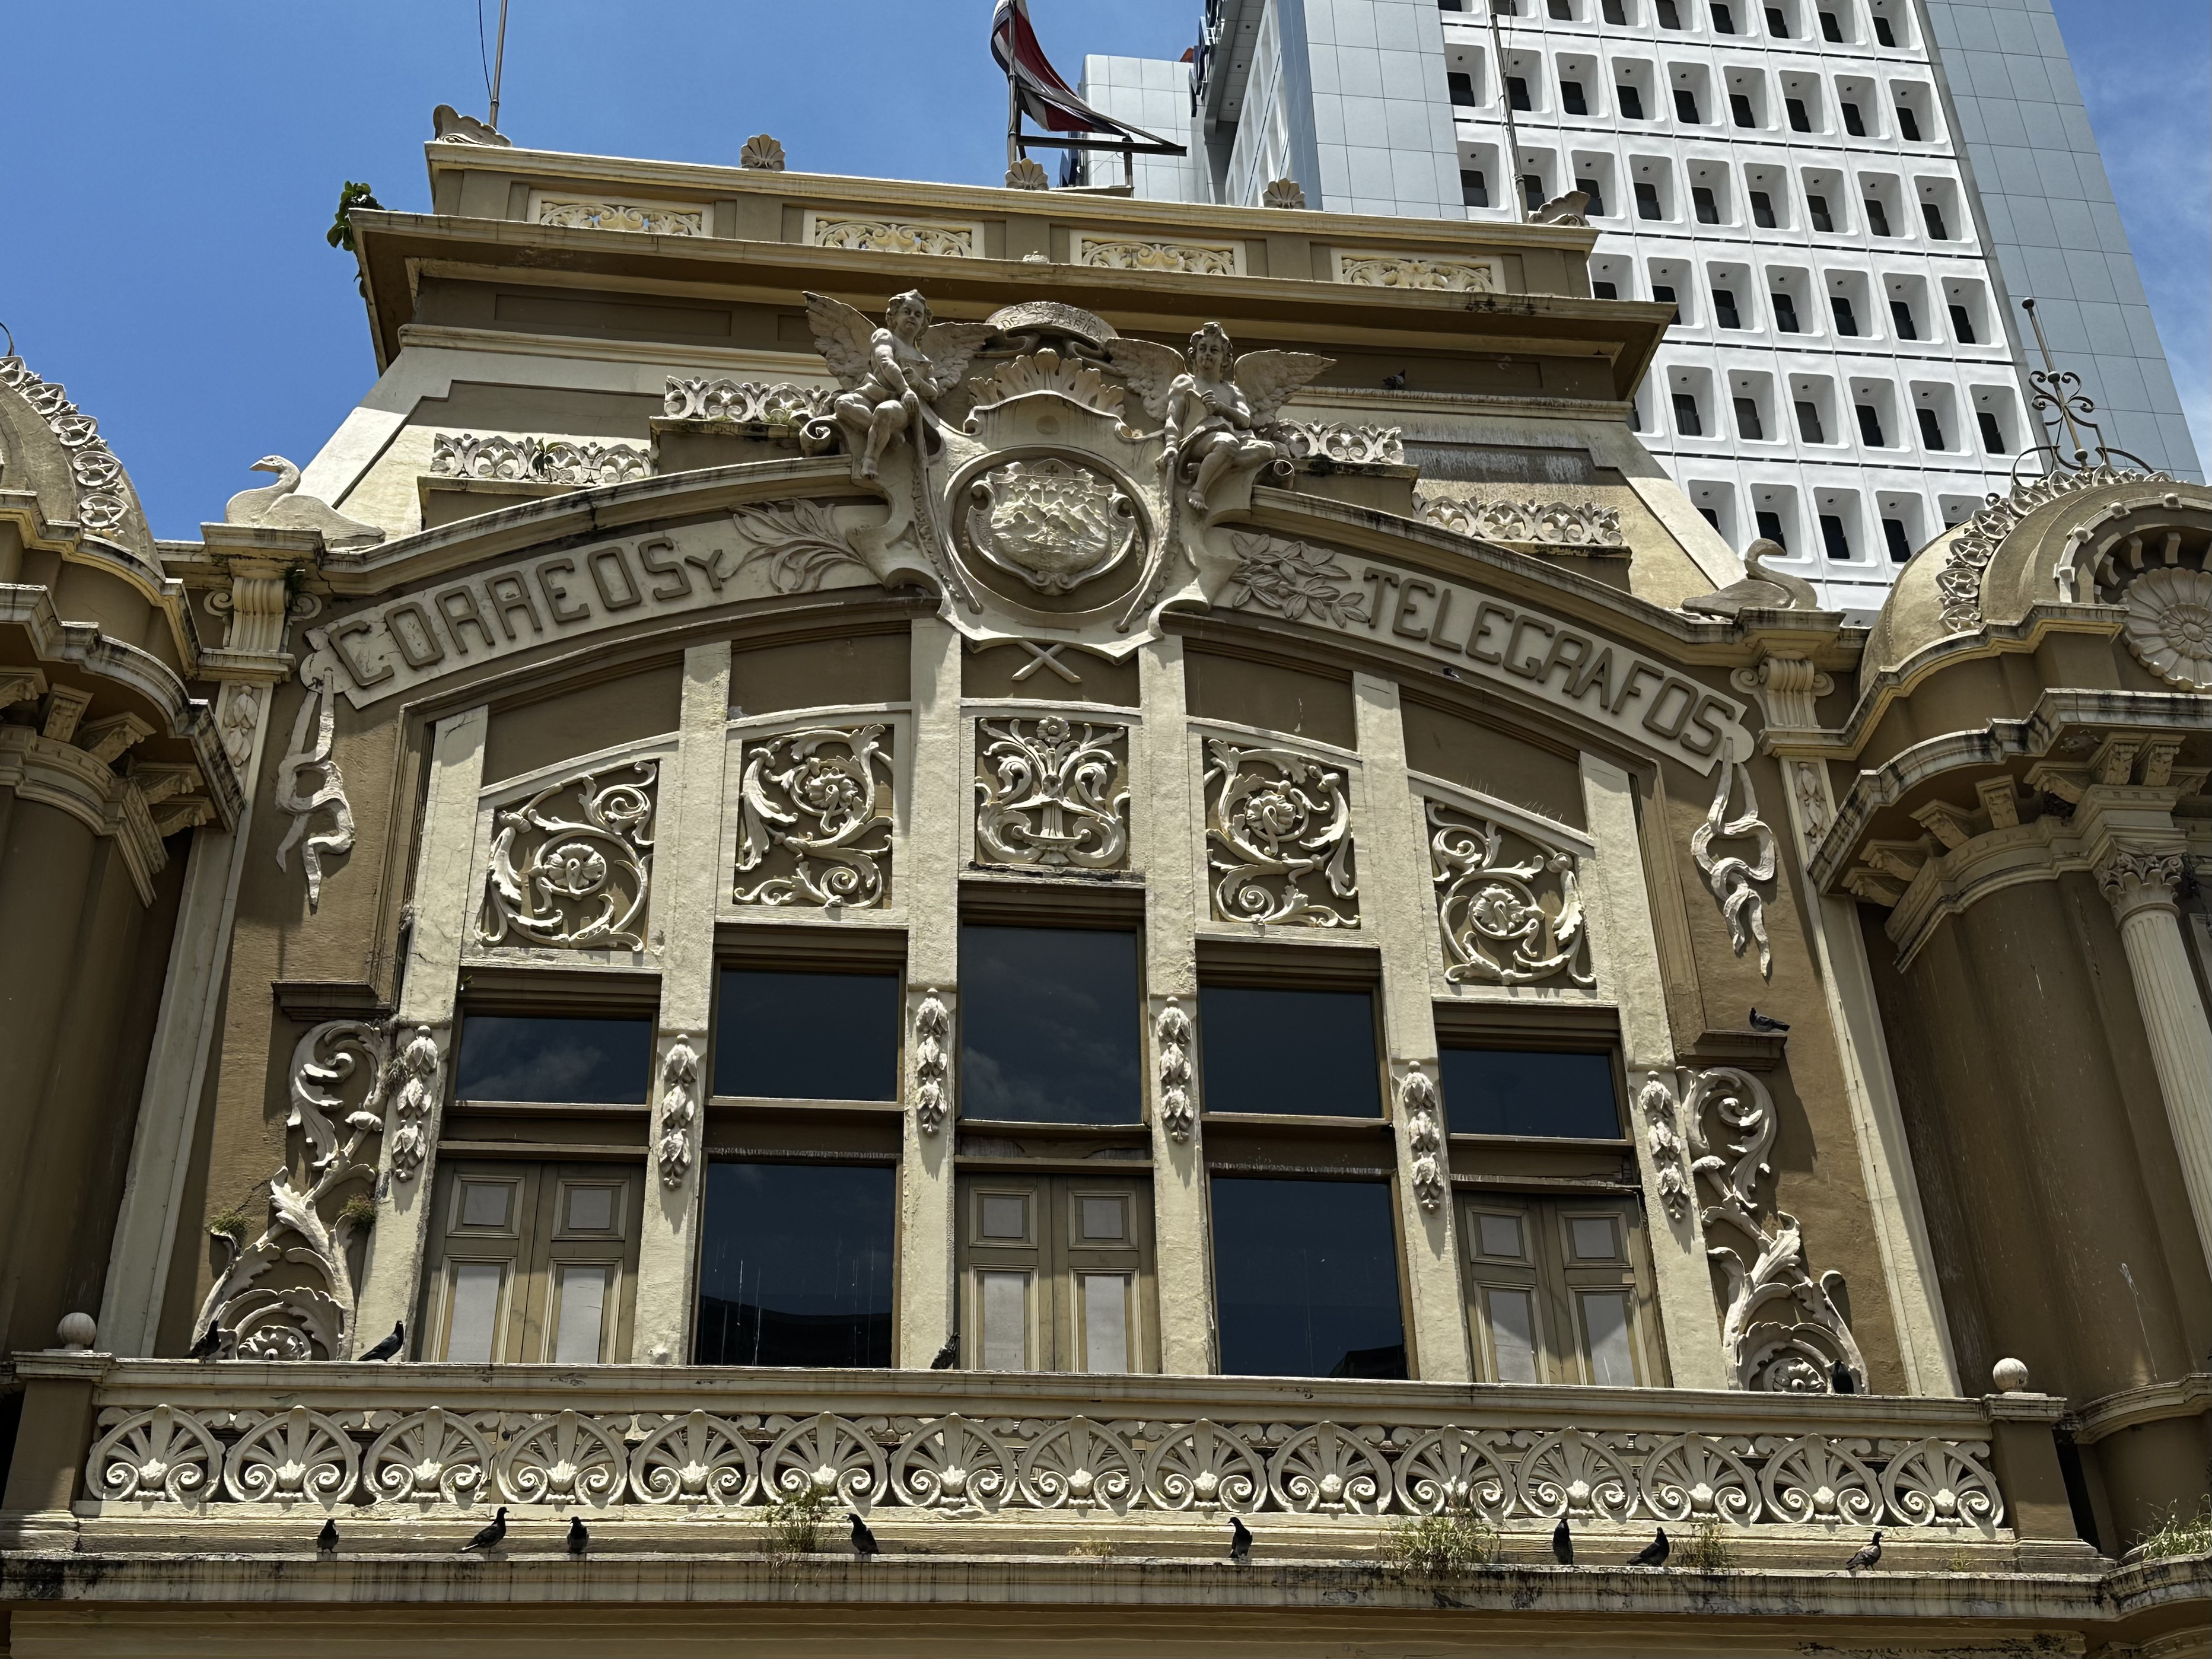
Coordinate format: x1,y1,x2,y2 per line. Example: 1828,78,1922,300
1424,795,1594,989
1202,735,1358,928
973,715,1131,871
732,722,897,910
476,760,658,953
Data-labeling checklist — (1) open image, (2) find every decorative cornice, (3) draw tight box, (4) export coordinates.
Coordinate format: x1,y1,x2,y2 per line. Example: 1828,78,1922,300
2067,1372,2211,1445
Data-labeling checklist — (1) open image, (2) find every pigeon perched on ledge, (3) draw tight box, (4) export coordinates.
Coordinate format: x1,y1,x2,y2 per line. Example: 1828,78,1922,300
461,1508,508,1553
930,1340,959,1370
849,1512,879,1557
316,1518,339,1554
187,1324,225,1361
1845,1530,1883,1572
1230,1516,1252,1564
1627,1527,1670,1568
358,1321,405,1362
1830,1358,1859,1395
567,1514,590,1556
1552,1517,1573,1565
1748,1007,1791,1033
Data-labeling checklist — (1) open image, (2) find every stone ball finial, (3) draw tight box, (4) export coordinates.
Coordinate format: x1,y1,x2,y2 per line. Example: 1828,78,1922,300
56,1311,97,1351
1991,1357,2031,1393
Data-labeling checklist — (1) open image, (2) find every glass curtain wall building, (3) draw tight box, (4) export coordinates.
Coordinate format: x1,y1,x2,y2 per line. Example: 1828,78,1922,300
1081,0,2199,610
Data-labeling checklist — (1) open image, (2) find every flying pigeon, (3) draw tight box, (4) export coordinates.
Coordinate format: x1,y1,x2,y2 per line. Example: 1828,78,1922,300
567,1514,590,1556
1627,1527,1670,1568
461,1507,509,1553
358,1320,405,1362
930,1340,959,1370
187,1324,225,1361
848,1512,879,1557
1829,1359,1858,1396
1845,1530,1883,1572
316,1517,339,1554
1552,1516,1573,1565
1230,1515,1253,1564
1748,1007,1791,1033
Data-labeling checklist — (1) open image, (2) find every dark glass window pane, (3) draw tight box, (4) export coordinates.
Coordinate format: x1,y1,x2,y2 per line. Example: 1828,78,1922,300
1773,291,1800,331
1561,79,1589,116
1199,986,1380,1117
1710,1,1735,30
715,969,899,1100
1750,189,1777,227
1855,402,1885,445
1787,97,1812,132
1460,167,1490,207
1890,298,1917,339
1917,406,1947,450
1671,390,1701,435
1756,508,1787,546
1896,105,1921,142
1449,70,1478,106
1212,1177,1406,1378
1673,88,1701,122
1883,518,1912,562
1865,198,1891,236
1730,93,1755,127
1439,1049,1620,1138
1825,11,1848,42
960,925,1140,1124
1794,397,1824,441
1692,185,1720,223
454,1014,650,1103
1635,180,1662,219
1948,302,1975,343
1733,395,1762,438
1873,14,1896,46
1921,201,1949,239
1841,101,1866,136
696,1162,894,1367
1978,410,2007,454
1830,292,1857,333
1592,279,1618,299
1618,84,1645,119
1506,75,1532,111
1766,5,1789,35
1576,176,1605,215
1820,514,1851,560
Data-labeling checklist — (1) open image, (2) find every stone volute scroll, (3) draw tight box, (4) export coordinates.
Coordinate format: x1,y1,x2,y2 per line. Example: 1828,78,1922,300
1692,744,1779,980
1203,740,1357,928
478,761,657,950
1426,802,1593,987
273,658,356,913
1686,1065,1866,1393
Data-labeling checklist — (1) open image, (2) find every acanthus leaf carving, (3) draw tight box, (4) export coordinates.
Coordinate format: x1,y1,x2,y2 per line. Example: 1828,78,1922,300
386,1025,443,1185
1399,1063,1446,1212
913,989,951,1135
538,199,704,236
1156,998,1195,1143
654,1037,701,1189
974,716,1130,870
1204,739,1357,928
1688,1065,1866,1392
733,726,894,909
273,660,355,913
1427,801,1593,987
1692,758,1778,979
726,499,870,594
1637,1071,1691,1220
479,760,656,950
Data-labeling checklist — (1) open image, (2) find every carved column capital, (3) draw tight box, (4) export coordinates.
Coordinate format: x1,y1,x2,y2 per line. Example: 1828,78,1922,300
2096,846,2186,924
1729,654,1834,738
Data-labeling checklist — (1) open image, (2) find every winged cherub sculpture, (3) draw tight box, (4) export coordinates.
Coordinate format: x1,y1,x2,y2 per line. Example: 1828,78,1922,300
804,290,994,481
1107,323,1332,515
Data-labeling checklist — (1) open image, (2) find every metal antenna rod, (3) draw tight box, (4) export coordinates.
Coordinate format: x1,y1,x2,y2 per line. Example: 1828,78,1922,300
2019,298,2085,460
1488,4,1528,223
488,0,512,132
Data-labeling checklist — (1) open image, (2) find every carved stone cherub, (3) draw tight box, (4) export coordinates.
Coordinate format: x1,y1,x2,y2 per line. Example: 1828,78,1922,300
804,290,992,480
1107,323,1331,515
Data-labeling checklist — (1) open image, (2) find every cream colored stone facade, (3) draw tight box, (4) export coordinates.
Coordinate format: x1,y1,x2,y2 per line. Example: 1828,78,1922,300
0,135,2204,1656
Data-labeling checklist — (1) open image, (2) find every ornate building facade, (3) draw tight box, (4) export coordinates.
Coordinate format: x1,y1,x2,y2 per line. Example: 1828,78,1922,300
0,128,2205,1655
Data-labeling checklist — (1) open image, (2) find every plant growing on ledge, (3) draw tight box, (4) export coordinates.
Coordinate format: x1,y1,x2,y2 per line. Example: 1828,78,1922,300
1681,1520,1738,1574
326,181,382,297
1385,1500,1500,1579
206,1208,251,1244
337,1195,377,1231
760,1485,834,1561
2135,1500,2212,1562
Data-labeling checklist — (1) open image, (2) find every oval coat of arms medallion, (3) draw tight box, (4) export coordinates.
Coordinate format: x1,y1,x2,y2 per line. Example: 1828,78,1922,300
963,458,1139,596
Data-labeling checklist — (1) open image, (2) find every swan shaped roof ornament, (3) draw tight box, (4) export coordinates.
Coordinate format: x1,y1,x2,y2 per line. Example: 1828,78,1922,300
1679,538,1822,619
223,456,386,550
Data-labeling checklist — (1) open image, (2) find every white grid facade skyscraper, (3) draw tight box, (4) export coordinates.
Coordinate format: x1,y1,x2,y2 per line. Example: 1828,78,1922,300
1083,0,2198,611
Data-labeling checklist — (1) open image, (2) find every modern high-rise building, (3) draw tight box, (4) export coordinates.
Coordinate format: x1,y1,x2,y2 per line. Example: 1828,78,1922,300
1083,0,2200,610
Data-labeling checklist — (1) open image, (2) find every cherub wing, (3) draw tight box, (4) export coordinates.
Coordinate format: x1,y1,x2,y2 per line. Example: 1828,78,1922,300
1231,349,1335,423
803,292,878,389
1103,337,1191,421
918,321,998,395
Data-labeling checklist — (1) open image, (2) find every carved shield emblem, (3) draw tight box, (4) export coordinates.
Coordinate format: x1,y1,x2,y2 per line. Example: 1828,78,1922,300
963,458,1137,596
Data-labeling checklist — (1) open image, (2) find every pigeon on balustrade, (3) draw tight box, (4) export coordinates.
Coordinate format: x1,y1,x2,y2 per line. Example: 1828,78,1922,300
930,1340,959,1370
1830,1359,1858,1395
1627,1527,1670,1568
1552,1517,1573,1566
1845,1530,1883,1572
1382,370,1408,390
358,1320,406,1362
1230,1516,1253,1564
316,1517,339,1555
187,1324,225,1361
567,1514,589,1556
849,1512,879,1557
1748,1008,1791,1033
461,1507,508,1553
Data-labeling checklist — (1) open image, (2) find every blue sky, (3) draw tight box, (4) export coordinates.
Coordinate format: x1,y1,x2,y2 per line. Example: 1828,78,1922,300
1,1,2201,538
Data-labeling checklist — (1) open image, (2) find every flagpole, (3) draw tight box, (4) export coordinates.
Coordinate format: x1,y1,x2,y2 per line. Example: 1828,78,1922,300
488,0,511,132
1007,56,1021,168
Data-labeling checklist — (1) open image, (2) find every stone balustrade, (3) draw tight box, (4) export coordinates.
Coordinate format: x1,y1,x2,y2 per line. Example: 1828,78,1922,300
71,1362,2008,1534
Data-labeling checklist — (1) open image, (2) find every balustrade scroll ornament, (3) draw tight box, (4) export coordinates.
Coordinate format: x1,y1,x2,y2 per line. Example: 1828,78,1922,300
1400,1063,1446,1212
811,219,979,259
1692,757,1778,979
82,1397,2003,1531
273,661,355,913
387,1026,442,1184
1268,421,1405,466
428,433,651,486
654,1038,701,1189
1075,237,1240,276
1686,1066,1866,1393
913,991,951,1135
1418,493,1627,550
1204,740,1357,927
733,726,895,908
1637,1072,1691,1220
478,762,657,950
1427,801,1593,987
1336,254,1500,293
1156,999,1195,1143
975,717,1130,870
538,199,704,235
663,377,832,425
191,1020,393,1361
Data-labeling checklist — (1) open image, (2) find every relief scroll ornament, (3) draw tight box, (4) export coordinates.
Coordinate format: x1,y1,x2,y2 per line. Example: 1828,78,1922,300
478,761,657,951
192,1020,394,1361
1692,748,1778,980
1687,1065,1866,1393
975,716,1130,870
273,658,355,914
733,725,895,909
1427,803,1592,988
1204,740,1357,928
